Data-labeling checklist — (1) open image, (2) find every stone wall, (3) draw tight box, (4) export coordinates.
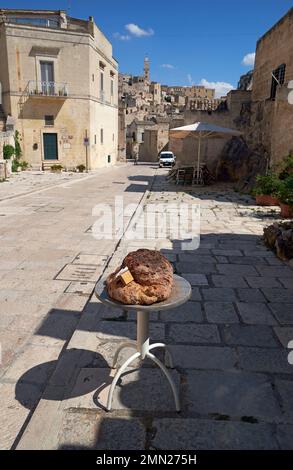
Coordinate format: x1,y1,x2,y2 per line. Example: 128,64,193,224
168,90,251,172
0,130,14,158
140,123,169,162
250,7,293,165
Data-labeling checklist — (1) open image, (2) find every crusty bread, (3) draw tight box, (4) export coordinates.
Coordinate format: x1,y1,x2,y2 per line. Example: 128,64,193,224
106,249,174,305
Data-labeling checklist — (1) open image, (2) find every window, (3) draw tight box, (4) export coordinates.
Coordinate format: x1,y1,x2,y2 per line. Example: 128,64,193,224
94,134,97,145
40,61,54,94
44,115,54,126
113,133,115,141
100,71,104,101
141,133,144,142
270,64,286,100
100,128,104,144
111,79,114,96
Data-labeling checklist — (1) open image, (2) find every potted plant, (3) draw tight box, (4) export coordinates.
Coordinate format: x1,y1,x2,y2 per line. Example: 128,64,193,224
19,161,29,171
275,153,293,180
252,173,281,206
277,177,293,218
50,164,63,173
76,164,86,173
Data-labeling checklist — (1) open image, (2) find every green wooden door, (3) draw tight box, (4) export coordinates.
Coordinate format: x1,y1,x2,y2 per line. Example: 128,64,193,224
43,133,58,160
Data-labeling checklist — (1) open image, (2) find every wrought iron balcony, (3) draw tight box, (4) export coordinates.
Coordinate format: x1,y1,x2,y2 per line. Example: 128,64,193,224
27,81,68,98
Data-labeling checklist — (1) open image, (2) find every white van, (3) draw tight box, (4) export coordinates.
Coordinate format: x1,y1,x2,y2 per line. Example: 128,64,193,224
159,151,176,168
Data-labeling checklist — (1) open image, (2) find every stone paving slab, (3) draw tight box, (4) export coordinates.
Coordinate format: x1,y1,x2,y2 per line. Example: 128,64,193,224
273,327,293,347
64,367,180,411
169,345,237,370
237,347,292,374
222,325,278,348
268,303,293,324
236,302,277,325
204,302,239,324
0,381,43,450
186,370,281,421
159,302,203,322
57,412,146,450
276,425,293,449
151,418,278,450
168,324,220,344
201,288,237,302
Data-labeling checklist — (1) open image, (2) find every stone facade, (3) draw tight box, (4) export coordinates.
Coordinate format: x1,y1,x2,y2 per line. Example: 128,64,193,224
169,90,251,171
248,7,293,165
0,9,118,170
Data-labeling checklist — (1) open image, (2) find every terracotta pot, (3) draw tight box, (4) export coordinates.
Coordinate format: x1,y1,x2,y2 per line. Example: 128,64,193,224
280,203,293,218
255,194,279,206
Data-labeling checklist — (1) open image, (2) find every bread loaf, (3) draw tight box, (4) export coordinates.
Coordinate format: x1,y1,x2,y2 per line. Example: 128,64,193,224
106,249,174,305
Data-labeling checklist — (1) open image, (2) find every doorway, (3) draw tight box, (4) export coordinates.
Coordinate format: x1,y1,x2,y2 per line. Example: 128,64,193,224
43,133,58,160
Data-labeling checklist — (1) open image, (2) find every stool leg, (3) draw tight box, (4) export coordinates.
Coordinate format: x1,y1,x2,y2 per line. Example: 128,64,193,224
106,351,141,411
148,342,174,368
137,310,149,360
112,341,137,369
146,352,181,412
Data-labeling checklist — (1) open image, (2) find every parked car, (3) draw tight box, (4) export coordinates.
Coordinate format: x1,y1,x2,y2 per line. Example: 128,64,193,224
159,151,176,168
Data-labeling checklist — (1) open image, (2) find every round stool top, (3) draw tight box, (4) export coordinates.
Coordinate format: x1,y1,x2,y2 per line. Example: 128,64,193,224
95,274,192,312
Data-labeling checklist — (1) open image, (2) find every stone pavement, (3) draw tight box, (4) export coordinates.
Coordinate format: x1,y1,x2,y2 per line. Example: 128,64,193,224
0,169,97,202
0,163,154,449
2,168,293,450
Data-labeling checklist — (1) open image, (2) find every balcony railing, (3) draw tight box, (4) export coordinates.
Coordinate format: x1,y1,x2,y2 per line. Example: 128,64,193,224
28,81,68,98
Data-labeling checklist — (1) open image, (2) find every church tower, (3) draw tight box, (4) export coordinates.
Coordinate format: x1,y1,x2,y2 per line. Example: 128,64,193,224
144,56,150,82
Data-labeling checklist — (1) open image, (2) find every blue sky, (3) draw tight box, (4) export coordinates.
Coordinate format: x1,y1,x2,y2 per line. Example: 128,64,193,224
2,0,293,96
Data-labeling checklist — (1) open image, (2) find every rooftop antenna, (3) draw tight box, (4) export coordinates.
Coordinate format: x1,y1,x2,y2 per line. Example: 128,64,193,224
67,0,72,16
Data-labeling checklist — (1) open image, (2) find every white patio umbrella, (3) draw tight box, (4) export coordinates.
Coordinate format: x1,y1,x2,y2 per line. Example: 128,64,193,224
170,122,242,184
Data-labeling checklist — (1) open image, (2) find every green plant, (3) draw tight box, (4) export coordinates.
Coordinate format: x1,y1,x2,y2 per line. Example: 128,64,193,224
3,144,15,160
51,164,63,172
76,164,86,172
274,154,293,180
11,159,20,172
14,130,22,159
252,173,281,196
276,177,293,205
19,160,29,170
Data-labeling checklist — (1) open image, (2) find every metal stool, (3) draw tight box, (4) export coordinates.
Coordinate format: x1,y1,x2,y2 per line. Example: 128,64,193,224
95,274,191,412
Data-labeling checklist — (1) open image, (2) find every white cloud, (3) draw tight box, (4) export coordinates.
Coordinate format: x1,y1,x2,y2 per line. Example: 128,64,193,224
125,23,154,37
161,64,175,69
187,74,194,85
113,32,131,41
242,52,255,67
200,78,234,98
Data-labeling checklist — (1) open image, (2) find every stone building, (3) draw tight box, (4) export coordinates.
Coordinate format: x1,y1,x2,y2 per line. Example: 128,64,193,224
140,117,170,162
248,7,293,165
126,119,156,159
169,90,250,172
0,8,118,170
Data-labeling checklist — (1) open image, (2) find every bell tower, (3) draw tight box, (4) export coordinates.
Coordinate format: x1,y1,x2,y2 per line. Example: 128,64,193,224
144,56,150,82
